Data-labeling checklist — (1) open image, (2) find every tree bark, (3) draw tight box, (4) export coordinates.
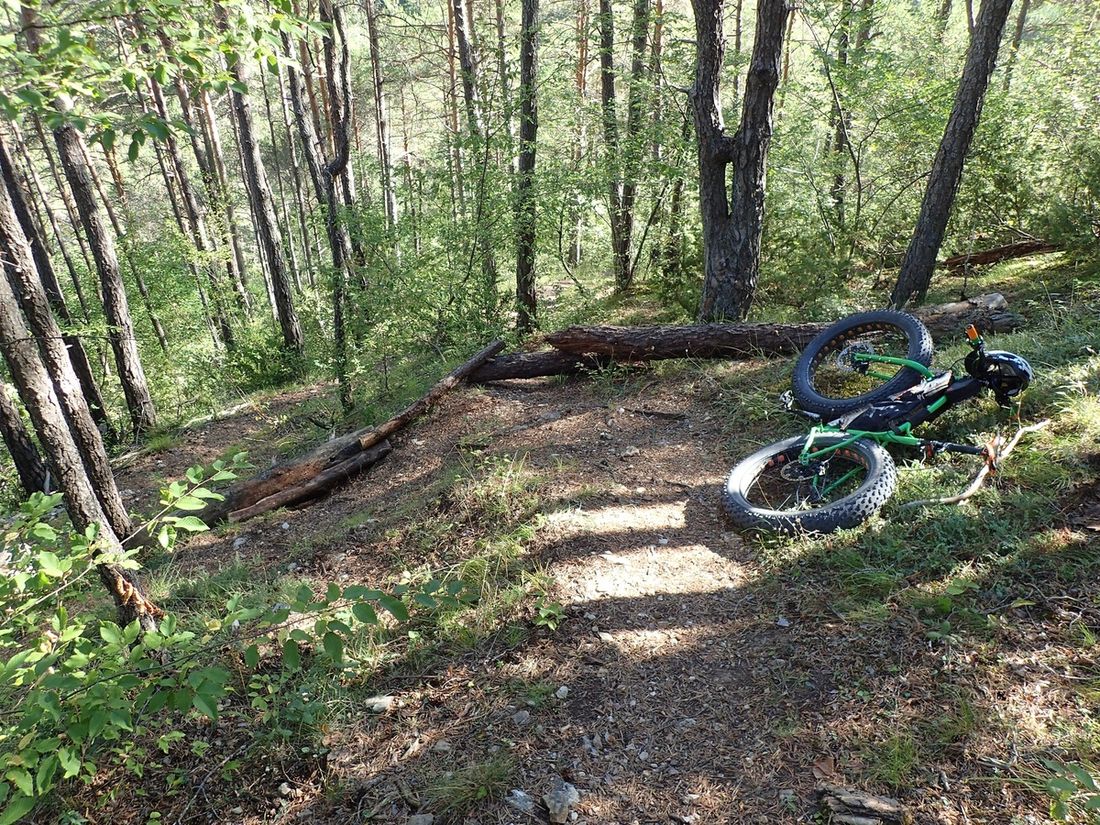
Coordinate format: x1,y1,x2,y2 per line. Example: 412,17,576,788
889,0,1014,308
451,0,500,313
568,0,589,267
0,170,132,538
470,350,611,382
365,0,400,238
0,381,50,496
598,0,632,290
692,0,792,322
515,0,539,331
50,124,158,436
216,3,305,355
275,59,319,288
198,87,253,313
0,131,113,438
942,239,1057,269
0,185,157,629
205,340,505,523
1002,0,1030,91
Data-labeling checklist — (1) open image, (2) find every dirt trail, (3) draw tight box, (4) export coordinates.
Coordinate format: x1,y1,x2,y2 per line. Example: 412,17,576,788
116,363,1068,824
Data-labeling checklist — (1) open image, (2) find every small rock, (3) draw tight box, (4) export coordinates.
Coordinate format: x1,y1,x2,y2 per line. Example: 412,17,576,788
281,521,290,530
277,782,292,797
776,616,791,628
408,816,434,825
506,789,537,814
582,735,598,757
658,537,669,546
673,717,698,733
287,562,300,573
513,709,531,726
620,446,640,459
584,612,597,620
365,695,394,713
232,536,249,551
544,778,580,824
432,740,452,754
555,686,569,700
599,431,613,441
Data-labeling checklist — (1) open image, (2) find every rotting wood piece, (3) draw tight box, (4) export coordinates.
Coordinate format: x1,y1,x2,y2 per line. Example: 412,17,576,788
817,783,911,825
942,239,1058,270
205,340,504,523
229,441,392,521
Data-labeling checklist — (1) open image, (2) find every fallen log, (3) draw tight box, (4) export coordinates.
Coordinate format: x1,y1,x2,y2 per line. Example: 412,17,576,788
470,350,609,383
943,239,1058,271
205,340,505,523
542,294,1020,362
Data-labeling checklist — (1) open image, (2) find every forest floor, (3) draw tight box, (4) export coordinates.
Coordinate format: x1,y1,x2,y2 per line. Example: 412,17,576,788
85,259,1100,825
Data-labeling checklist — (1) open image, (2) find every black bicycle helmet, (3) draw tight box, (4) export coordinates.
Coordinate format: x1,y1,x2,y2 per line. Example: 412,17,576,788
975,350,1034,406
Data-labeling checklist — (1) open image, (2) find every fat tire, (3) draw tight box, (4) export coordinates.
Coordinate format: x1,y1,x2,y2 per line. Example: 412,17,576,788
792,310,934,419
724,434,897,534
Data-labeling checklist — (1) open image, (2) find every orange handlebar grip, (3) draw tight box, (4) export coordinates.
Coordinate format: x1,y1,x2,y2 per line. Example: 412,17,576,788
965,324,980,341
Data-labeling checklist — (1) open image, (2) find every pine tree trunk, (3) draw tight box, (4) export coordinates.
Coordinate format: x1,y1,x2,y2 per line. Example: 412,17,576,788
0,214,158,629
0,170,133,539
1002,0,1030,91
0,132,113,439
259,65,303,293
0,381,50,496
451,0,501,314
50,125,158,435
598,0,631,290
889,0,1014,308
365,0,400,240
494,0,517,175
276,60,318,288
568,0,589,267
446,0,466,218
198,87,253,313
216,2,305,355
618,0,651,290
515,0,539,331
692,0,791,322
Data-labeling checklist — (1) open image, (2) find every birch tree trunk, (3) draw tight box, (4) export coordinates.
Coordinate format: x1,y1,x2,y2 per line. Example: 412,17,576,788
889,0,1014,308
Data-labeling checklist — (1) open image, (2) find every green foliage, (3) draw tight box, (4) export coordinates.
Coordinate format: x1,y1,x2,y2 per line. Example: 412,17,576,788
0,456,470,821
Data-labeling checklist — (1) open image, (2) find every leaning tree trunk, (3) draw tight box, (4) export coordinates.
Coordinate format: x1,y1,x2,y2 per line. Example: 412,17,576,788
889,0,1014,309
25,4,158,437
692,0,791,322
0,131,113,439
216,2,305,355
0,381,50,496
0,188,158,629
515,0,539,331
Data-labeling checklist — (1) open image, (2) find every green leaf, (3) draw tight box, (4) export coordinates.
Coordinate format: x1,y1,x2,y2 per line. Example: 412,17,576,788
0,794,35,825
325,582,341,603
377,595,408,622
100,128,116,152
34,756,57,797
174,495,207,511
171,516,209,533
36,551,63,578
15,87,44,109
56,748,79,779
322,632,343,663
1047,776,1077,795
352,603,377,625
1070,763,1098,792
1083,795,1100,810
4,770,31,799
192,693,218,721
127,137,140,162
244,644,260,669
282,639,300,670
99,623,124,645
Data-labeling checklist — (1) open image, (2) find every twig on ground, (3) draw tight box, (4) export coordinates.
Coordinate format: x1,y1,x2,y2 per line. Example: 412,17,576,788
901,419,1050,510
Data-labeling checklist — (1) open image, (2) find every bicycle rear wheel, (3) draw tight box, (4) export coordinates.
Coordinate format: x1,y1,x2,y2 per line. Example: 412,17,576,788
792,310,934,419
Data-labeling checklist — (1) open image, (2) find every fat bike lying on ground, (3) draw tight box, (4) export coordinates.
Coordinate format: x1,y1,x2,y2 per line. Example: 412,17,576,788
723,310,1035,534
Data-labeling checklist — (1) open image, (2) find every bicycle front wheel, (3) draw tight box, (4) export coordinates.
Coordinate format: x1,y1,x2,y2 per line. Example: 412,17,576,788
723,434,897,534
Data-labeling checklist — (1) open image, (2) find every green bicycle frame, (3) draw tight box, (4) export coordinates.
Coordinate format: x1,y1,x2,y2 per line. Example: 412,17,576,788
852,352,935,382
